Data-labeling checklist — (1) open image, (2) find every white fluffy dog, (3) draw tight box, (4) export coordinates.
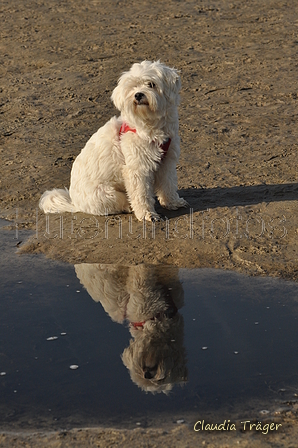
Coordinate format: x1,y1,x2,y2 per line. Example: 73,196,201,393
74,263,187,393
39,60,188,222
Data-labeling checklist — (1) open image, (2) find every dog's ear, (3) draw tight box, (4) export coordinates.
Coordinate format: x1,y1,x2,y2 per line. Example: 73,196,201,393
111,69,130,111
121,343,134,370
111,83,124,112
166,67,181,94
164,67,181,105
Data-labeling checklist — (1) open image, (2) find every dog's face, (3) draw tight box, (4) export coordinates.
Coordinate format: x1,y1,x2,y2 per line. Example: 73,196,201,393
121,317,187,394
111,60,181,126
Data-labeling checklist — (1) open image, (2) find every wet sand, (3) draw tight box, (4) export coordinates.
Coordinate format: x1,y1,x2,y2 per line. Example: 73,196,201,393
0,421,297,448
1,0,298,445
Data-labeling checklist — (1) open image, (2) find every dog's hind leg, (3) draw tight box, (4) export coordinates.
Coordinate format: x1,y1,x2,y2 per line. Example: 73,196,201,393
92,186,131,216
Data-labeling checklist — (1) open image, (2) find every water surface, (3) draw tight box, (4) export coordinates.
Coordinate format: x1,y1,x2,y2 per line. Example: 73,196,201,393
1,221,298,429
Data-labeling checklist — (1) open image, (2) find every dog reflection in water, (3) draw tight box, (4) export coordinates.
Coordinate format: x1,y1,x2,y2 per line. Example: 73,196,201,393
74,264,187,393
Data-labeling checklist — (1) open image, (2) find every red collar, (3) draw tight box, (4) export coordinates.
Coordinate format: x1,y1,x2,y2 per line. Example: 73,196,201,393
119,122,137,135
131,321,146,329
130,305,178,329
119,122,171,161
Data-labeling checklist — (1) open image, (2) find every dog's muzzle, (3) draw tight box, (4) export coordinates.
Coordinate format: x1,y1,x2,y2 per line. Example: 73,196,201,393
143,364,158,380
134,92,149,105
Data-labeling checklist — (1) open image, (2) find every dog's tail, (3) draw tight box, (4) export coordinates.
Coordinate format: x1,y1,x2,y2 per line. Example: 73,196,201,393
39,188,76,213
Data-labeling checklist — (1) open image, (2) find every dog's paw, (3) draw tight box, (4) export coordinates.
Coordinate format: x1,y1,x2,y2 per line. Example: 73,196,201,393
144,211,162,222
161,197,189,210
123,204,132,213
134,210,161,222
179,198,190,208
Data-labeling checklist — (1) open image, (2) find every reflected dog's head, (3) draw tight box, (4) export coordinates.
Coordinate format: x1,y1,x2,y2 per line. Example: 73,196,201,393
122,316,187,394
111,60,181,129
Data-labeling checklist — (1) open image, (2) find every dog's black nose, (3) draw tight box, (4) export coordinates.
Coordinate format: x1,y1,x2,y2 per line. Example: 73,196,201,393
134,92,145,102
143,365,158,379
144,370,154,379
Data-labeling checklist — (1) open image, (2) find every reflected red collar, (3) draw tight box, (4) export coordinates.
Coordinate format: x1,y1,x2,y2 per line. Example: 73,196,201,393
131,321,146,329
130,305,178,329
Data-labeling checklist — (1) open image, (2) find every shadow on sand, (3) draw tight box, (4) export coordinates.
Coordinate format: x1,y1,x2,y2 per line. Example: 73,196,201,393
157,183,298,218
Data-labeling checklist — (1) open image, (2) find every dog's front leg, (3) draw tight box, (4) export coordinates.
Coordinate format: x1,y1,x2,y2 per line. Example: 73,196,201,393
122,166,160,222
155,156,189,210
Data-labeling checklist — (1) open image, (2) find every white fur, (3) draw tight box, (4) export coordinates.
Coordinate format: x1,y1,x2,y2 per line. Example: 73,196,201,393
74,263,187,393
39,60,188,221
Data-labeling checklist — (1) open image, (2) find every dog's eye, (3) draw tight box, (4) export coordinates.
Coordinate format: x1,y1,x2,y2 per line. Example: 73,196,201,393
147,82,155,88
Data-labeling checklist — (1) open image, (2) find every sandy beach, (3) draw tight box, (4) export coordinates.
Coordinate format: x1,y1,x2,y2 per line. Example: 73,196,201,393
1,0,298,445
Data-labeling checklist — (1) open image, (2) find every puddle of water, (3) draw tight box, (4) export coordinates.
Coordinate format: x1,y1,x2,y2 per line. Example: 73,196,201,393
1,221,298,430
